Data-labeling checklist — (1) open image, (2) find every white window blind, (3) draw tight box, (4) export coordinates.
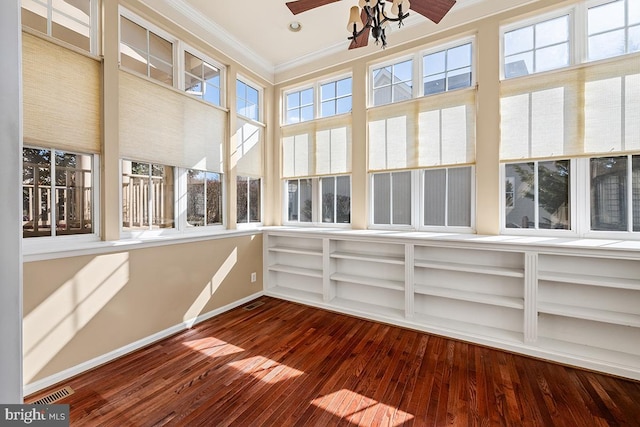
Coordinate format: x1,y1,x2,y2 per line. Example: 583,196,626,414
282,116,352,178
368,88,476,171
500,54,640,160
234,118,263,177
119,71,225,172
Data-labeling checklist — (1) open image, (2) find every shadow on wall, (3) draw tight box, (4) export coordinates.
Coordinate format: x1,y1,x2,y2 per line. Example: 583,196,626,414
23,234,263,385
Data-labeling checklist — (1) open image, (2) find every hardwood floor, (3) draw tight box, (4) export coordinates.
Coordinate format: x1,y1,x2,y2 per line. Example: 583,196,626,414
27,297,640,426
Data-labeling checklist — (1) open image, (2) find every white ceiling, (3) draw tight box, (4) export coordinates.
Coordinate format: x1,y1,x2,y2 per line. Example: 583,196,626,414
141,0,541,83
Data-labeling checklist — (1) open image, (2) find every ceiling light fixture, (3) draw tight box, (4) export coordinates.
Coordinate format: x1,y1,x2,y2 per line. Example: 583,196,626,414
288,21,302,32
286,0,456,50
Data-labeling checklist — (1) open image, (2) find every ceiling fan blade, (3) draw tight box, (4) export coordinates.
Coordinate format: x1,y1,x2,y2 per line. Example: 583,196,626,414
286,0,340,15
349,9,370,50
409,0,456,24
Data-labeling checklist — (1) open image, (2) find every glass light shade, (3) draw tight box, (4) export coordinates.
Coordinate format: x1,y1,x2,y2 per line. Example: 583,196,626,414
347,6,363,32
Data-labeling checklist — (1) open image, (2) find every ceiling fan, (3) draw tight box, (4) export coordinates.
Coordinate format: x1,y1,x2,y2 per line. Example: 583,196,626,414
286,0,457,50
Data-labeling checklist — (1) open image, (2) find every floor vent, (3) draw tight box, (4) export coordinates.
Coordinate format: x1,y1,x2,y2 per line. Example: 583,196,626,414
243,301,265,311
31,386,74,405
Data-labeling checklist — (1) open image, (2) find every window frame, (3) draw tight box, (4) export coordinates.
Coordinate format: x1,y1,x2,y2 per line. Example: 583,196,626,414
22,146,100,242
236,76,263,123
421,37,476,96
368,170,417,230
418,165,476,232
586,0,640,61
282,73,353,125
181,45,226,108
118,7,177,87
237,175,263,228
21,0,99,54
184,168,225,229
282,175,352,227
369,56,415,107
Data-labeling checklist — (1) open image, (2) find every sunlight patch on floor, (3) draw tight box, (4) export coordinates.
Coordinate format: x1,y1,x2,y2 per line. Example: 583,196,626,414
227,355,305,384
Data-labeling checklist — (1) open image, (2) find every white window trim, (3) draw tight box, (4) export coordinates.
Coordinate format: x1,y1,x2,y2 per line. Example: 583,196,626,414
418,165,476,233
236,175,264,229
282,85,315,125
118,6,179,88
368,54,416,108
236,74,264,124
22,151,101,253
180,43,227,108
368,170,417,231
282,72,353,125
177,168,227,234
419,36,477,97
282,176,352,228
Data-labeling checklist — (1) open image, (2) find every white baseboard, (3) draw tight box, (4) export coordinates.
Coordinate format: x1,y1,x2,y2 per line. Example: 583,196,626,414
23,291,264,397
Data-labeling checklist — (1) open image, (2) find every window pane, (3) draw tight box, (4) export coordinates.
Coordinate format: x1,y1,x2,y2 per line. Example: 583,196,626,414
337,78,352,97
536,16,568,48
52,9,90,51
321,100,336,117
448,167,472,227
336,97,352,114
336,176,351,224
299,178,313,222
447,68,472,90
149,32,172,64
187,170,205,226
424,74,446,95
23,148,51,237
424,169,446,226
505,163,535,228
374,86,392,106
203,83,220,105
54,152,92,235
301,88,314,105
591,157,627,231
321,82,336,100
424,51,446,76
393,60,412,83
21,0,48,34
373,173,391,224
538,160,570,229
237,176,248,223
535,43,569,72
321,177,335,223
206,172,222,225
505,52,533,78
633,156,640,231
392,171,411,225
448,43,472,70
588,1,625,35
153,165,174,228
249,178,261,222
287,180,299,221
301,105,314,122
630,25,640,53
504,26,533,56
287,92,300,109
589,29,626,60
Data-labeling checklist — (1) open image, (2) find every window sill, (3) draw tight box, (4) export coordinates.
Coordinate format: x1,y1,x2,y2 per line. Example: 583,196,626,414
23,228,262,262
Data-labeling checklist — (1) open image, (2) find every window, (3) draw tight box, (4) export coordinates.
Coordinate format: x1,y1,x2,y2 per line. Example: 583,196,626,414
122,160,174,230
503,14,570,78
590,155,640,232
184,51,222,106
372,59,413,106
237,176,261,224
120,15,173,85
284,76,353,124
285,88,314,124
285,176,351,225
21,0,95,52
186,170,222,227
372,171,412,226
321,176,351,224
237,79,260,121
423,42,472,95
588,0,640,61
423,166,473,227
23,147,93,238
286,178,313,223
320,77,353,117
504,161,570,230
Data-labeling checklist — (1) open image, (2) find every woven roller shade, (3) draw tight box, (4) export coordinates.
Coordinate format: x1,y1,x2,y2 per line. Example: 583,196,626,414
500,54,640,161
234,118,263,177
368,88,476,171
282,115,352,178
119,71,225,171
22,32,101,153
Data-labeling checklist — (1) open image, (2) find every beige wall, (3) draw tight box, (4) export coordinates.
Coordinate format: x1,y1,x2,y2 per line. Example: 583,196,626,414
23,234,263,384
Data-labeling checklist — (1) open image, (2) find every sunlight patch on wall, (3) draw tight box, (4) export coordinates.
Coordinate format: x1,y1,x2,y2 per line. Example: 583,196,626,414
227,356,305,384
311,389,414,425
183,248,237,327
23,253,130,383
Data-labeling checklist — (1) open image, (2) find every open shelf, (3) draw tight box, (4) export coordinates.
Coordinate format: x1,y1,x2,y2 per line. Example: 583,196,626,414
538,271,640,290
330,297,405,321
330,251,404,265
415,260,524,278
331,273,404,291
266,286,324,305
412,312,524,344
268,264,323,278
415,284,524,309
538,301,640,328
268,245,323,257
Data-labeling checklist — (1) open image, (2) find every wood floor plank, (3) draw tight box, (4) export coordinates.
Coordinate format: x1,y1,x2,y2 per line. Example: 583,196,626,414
25,297,640,426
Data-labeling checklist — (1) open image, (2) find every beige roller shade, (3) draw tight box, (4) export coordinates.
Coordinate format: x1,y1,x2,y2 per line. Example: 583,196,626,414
368,87,476,171
500,54,640,161
281,115,352,178
119,71,226,172
22,32,101,153
234,118,263,177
